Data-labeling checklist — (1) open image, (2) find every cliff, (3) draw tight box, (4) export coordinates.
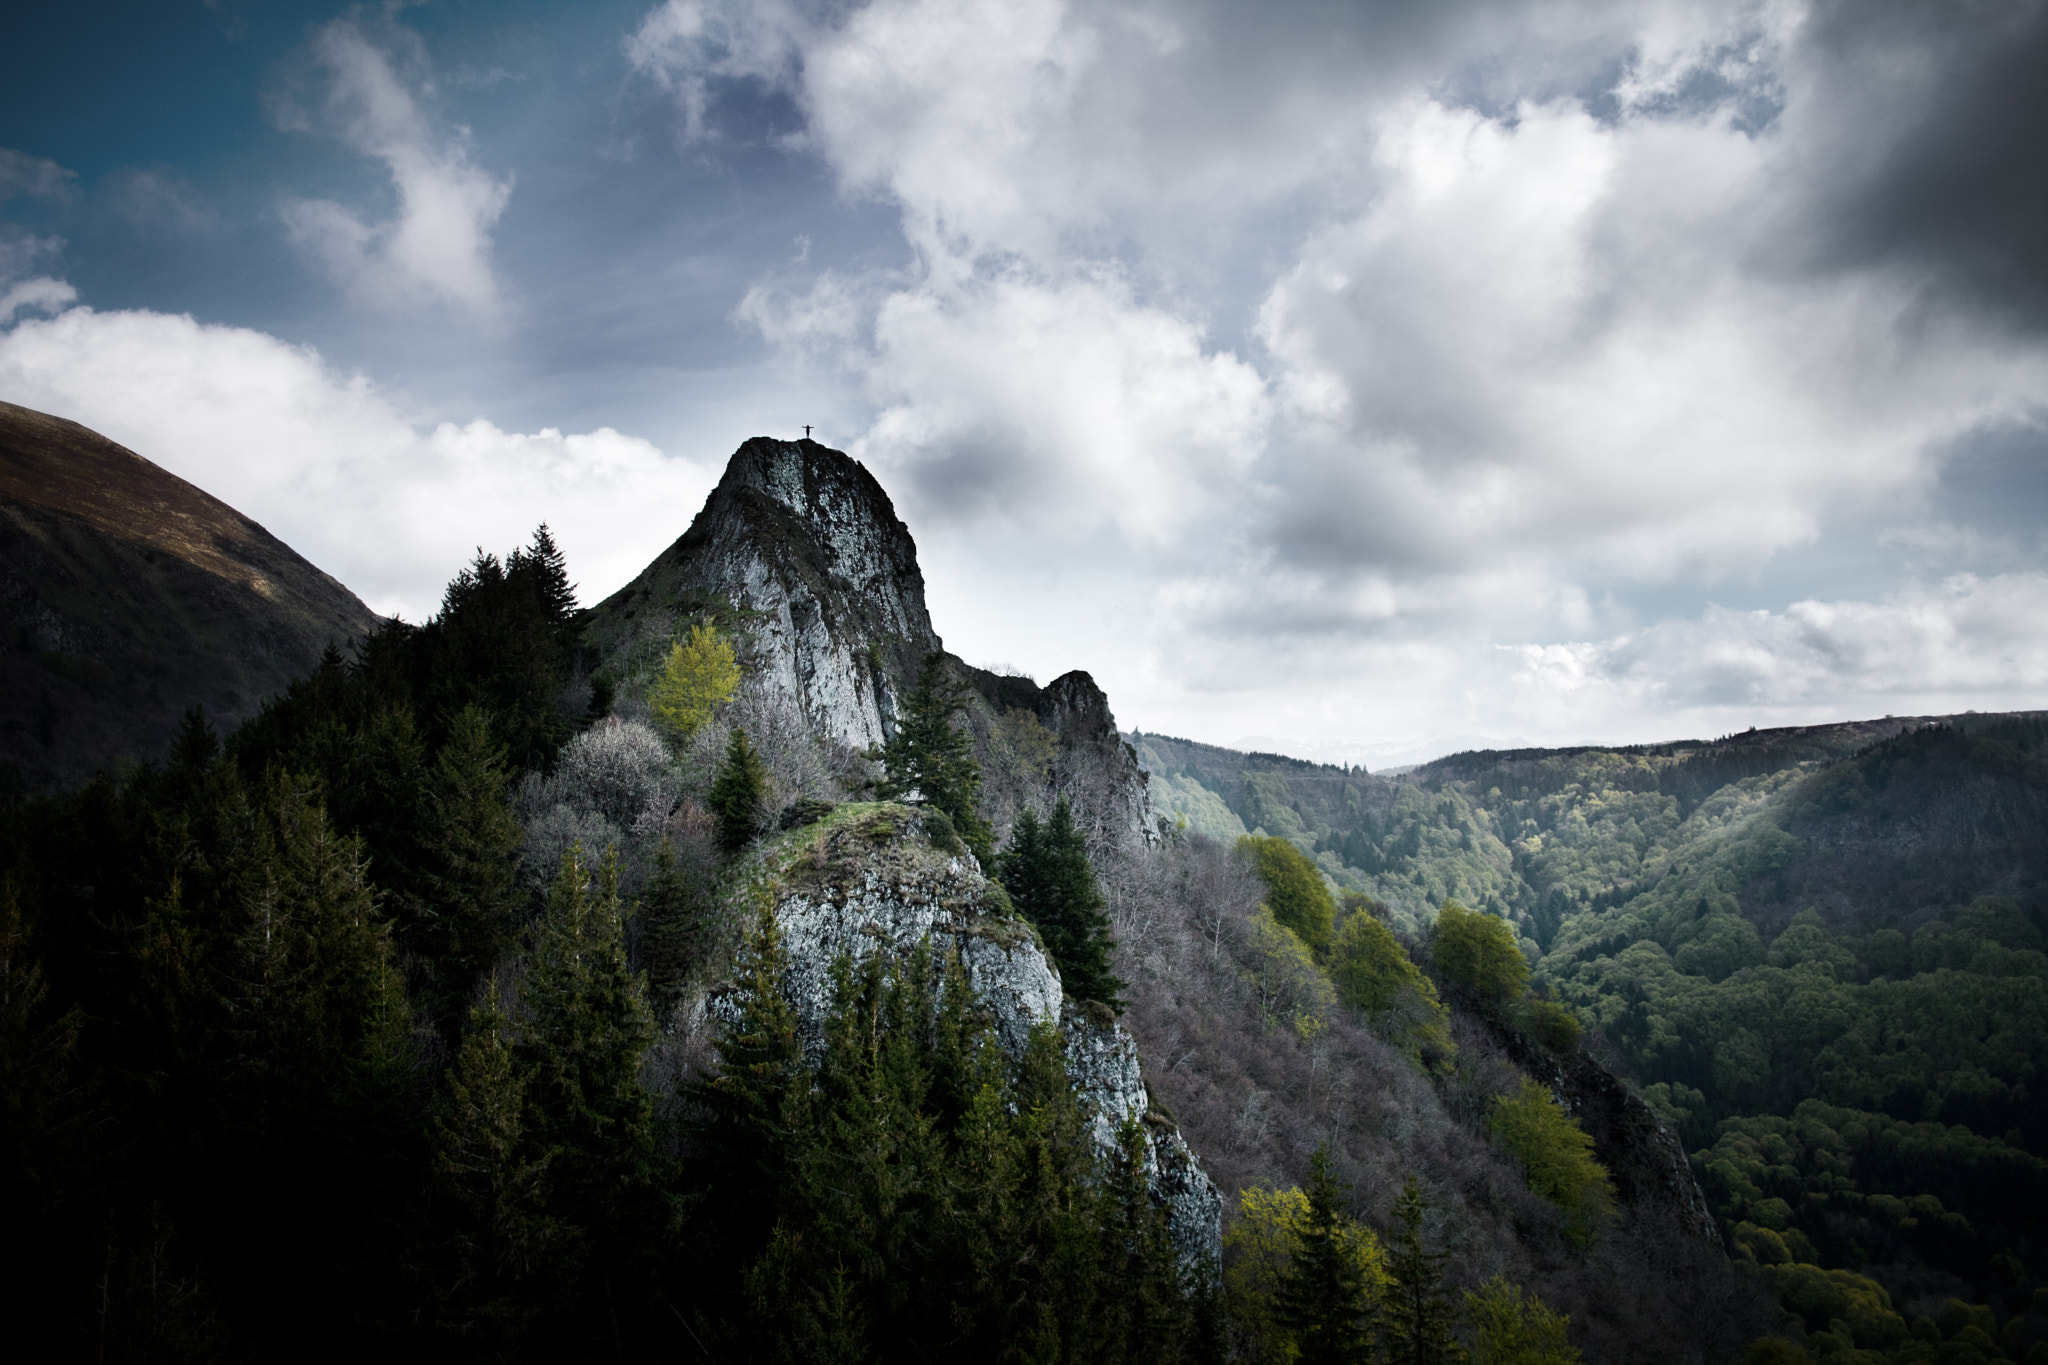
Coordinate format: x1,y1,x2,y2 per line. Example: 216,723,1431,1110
0,401,381,792
715,801,1223,1265
582,437,938,749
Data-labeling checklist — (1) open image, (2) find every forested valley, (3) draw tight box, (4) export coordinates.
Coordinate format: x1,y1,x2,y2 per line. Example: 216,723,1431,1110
1141,717,2048,1364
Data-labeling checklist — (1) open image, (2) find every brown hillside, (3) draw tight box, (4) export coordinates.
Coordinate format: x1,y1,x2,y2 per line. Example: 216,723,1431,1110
0,400,381,791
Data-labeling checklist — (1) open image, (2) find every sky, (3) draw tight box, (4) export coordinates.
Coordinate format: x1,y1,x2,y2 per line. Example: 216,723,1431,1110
3,0,2046,767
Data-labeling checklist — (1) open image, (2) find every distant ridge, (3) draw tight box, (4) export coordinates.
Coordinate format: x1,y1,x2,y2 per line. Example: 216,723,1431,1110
0,400,380,791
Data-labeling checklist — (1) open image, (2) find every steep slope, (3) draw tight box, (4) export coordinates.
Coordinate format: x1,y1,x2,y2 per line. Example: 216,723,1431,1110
0,401,380,792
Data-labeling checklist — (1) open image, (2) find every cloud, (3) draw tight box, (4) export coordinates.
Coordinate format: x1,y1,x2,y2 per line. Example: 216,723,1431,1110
1507,572,2048,713
0,306,713,620
275,16,513,315
0,148,78,204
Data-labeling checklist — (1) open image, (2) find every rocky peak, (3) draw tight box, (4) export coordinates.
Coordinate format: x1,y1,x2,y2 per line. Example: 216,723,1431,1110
583,438,938,749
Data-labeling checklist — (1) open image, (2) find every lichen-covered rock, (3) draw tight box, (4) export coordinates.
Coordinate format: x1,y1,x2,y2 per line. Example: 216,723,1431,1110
717,802,1222,1264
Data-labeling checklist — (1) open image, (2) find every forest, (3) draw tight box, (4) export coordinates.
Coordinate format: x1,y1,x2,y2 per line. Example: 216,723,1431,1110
1140,715,2048,1364
1,526,2038,1363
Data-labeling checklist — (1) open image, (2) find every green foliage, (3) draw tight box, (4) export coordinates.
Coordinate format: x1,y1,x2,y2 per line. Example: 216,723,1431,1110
647,622,741,742
406,705,524,1014
1433,900,1529,1005
1464,1275,1578,1365
1383,1175,1461,1365
427,985,563,1348
709,727,770,850
1327,908,1454,1065
1489,1081,1615,1245
999,797,1125,1010
1516,996,1581,1054
686,917,1206,1361
875,652,996,864
1242,834,1337,956
1274,1144,1380,1365
1244,905,1337,1040
638,837,712,1018
517,844,657,1232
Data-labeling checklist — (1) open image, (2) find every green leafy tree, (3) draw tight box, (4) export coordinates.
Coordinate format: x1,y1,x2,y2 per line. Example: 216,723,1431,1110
999,798,1124,1010
1240,835,1335,957
708,728,770,851
1384,1175,1462,1365
1489,1080,1615,1246
1431,900,1527,1006
1328,909,1454,1065
647,623,741,742
875,652,994,863
1464,1276,1578,1365
1275,1143,1377,1365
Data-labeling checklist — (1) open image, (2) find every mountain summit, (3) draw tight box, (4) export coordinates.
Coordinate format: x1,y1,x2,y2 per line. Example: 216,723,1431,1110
584,436,938,749
0,401,379,791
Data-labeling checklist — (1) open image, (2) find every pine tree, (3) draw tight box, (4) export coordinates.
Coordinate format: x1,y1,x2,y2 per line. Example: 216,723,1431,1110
1275,1143,1373,1365
517,845,656,1252
1000,798,1124,1010
708,728,769,851
638,838,707,1018
412,705,524,1012
1383,1175,1462,1365
875,652,994,863
428,985,562,1348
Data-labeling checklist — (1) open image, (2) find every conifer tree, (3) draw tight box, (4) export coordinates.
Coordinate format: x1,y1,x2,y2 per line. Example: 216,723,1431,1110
1384,1175,1462,1365
708,727,769,851
1000,797,1124,1010
875,652,994,863
429,985,561,1348
1276,1143,1374,1365
410,705,523,1015
638,838,706,1018
517,845,656,1253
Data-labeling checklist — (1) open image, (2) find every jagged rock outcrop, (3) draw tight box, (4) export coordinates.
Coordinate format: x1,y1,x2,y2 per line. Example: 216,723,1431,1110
582,437,939,749
580,438,1154,839
716,801,1223,1266
0,401,380,792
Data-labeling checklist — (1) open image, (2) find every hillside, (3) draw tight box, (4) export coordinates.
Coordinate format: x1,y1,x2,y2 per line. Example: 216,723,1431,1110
1138,715,2048,1346
0,400,380,792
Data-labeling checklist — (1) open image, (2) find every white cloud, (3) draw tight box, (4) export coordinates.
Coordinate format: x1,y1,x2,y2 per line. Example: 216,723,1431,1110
276,17,513,316
0,306,713,620
1507,572,2048,716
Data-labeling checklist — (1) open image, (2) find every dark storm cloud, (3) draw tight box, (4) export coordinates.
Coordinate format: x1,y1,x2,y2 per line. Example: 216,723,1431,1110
1794,0,2048,331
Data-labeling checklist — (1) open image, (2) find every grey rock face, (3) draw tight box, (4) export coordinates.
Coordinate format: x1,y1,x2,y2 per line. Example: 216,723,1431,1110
718,803,1222,1265
583,438,939,749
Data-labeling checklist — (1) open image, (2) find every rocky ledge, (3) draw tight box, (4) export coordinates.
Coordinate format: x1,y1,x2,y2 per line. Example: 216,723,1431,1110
714,801,1223,1267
